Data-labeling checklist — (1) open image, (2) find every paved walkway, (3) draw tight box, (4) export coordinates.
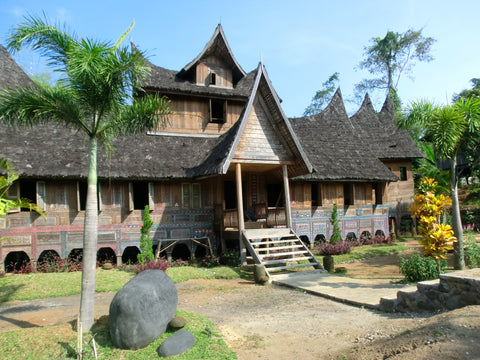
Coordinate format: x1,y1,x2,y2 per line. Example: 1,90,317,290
272,270,410,309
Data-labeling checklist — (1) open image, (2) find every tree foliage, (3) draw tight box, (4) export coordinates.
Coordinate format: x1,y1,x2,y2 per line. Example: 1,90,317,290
0,15,170,330
409,178,455,275
355,28,435,110
304,72,340,116
138,205,154,264
0,158,45,231
329,203,342,244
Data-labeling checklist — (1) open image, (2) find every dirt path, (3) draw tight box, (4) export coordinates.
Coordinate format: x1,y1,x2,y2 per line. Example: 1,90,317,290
1,243,479,359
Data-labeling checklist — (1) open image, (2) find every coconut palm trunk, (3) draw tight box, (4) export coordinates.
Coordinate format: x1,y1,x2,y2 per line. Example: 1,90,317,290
450,156,465,270
79,137,98,329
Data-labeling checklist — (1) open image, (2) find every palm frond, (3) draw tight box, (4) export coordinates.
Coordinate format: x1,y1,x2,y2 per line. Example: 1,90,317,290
111,94,172,136
429,106,466,159
0,85,89,134
6,14,77,71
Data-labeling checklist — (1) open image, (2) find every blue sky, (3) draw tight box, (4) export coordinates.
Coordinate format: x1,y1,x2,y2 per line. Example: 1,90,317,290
1,0,478,117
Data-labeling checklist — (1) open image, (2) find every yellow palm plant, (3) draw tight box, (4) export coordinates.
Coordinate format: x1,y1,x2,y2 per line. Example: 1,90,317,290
409,177,456,275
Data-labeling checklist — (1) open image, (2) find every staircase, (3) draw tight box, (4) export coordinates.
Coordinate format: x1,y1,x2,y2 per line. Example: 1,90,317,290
242,228,323,279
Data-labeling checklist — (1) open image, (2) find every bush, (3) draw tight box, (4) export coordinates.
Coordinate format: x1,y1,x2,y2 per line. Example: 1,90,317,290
316,240,351,256
132,257,170,274
219,250,241,267
464,238,480,268
400,252,446,282
197,254,221,268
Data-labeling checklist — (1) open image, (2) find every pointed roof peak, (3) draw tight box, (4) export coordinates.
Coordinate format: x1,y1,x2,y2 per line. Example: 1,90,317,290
179,24,246,83
380,95,395,115
320,87,348,119
0,44,37,91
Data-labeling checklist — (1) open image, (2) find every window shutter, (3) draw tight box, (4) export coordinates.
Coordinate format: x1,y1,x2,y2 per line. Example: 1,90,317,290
128,182,134,211
209,99,212,123
192,183,201,208
182,183,191,208
6,182,20,213
148,182,155,210
36,181,46,211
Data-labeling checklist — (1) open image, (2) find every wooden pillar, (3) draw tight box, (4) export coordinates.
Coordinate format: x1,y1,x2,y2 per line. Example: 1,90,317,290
283,164,292,228
236,163,247,265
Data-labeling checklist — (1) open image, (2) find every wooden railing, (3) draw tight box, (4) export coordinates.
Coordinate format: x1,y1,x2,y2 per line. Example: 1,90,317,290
223,206,286,228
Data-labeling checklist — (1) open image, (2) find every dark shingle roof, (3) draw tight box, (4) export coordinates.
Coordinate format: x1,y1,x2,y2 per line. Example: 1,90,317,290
349,95,424,160
0,45,36,91
141,24,254,99
0,122,220,180
290,89,399,182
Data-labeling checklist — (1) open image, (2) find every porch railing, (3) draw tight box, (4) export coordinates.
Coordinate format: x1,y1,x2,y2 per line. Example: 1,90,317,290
223,206,286,228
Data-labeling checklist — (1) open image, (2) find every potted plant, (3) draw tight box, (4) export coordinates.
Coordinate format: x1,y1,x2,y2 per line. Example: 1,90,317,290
316,203,351,272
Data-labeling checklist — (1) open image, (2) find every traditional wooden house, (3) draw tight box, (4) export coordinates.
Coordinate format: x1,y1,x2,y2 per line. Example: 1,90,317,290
0,25,422,274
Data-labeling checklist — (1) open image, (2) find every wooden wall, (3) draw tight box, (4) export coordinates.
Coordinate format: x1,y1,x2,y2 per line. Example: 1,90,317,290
196,56,233,88
158,95,245,135
382,160,415,206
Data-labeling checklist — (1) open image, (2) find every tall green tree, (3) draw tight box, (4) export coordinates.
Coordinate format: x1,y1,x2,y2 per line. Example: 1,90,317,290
402,98,480,269
355,29,435,111
0,15,170,330
304,72,340,116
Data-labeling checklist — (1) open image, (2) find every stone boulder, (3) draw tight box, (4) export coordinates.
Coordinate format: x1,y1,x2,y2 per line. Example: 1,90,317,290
109,269,177,349
157,330,196,357
169,316,187,329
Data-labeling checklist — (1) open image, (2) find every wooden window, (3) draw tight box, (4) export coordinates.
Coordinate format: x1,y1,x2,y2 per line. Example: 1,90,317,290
373,183,384,205
77,182,87,211
209,72,216,85
8,181,46,212
192,183,201,209
209,99,226,124
311,182,322,207
344,183,354,206
129,182,151,211
6,182,19,213
400,167,408,181
113,185,122,208
182,183,201,209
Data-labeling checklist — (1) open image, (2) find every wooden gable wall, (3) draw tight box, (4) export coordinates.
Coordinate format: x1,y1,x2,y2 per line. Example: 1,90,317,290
233,96,294,163
196,55,233,88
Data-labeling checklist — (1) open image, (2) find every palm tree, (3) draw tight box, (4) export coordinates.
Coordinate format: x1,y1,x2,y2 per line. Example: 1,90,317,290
0,16,170,330
402,98,480,269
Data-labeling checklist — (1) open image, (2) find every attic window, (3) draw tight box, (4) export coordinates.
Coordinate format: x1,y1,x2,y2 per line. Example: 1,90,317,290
400,167,408,181
209,99,226,124
209,72,216,85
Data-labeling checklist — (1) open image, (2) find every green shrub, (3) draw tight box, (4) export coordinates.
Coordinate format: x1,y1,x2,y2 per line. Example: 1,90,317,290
220,249,241,267
400,252,446,282
138,205,154,264
464,238,480,268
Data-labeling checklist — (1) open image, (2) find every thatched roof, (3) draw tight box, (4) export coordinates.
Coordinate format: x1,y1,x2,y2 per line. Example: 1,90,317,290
290,90,402,182
141,24,253,99
0,45,36,91
0,123,220,180
349,95,424,160
1,33,422,183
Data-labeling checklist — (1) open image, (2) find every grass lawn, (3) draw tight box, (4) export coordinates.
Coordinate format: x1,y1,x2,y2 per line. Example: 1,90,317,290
314,241,410,264
0,309,236,360
0,265,243,303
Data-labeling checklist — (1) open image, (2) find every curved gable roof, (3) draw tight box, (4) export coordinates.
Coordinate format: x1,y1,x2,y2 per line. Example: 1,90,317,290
178,24,246,84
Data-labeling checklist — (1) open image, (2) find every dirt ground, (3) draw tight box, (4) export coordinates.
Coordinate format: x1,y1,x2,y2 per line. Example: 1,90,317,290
1,245,479,360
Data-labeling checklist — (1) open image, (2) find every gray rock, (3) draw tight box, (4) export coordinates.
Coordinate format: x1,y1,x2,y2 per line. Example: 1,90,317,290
157,330,196,357
109,270,177,349
169,316,187,329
